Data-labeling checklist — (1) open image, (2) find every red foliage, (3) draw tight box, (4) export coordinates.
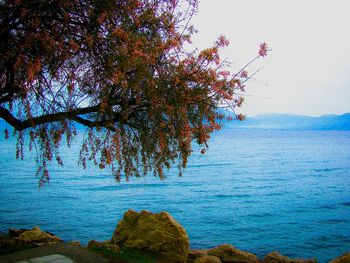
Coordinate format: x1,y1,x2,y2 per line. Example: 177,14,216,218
259,42,268,57
0,0,268,184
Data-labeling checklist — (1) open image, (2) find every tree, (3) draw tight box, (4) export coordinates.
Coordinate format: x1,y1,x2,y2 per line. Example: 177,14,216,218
0,0,268,185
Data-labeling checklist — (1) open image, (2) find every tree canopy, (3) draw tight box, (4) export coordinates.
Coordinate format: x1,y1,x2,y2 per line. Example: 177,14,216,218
0,0,268,185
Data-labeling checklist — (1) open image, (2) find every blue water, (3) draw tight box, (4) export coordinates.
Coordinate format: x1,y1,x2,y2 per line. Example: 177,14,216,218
0,129,349,262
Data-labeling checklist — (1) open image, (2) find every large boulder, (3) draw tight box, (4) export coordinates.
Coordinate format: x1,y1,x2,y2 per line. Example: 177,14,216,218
207,244,259,263
263,251,317,263
330,252,350,263
15,226,62,245
112,210,189,263
0,226,62,254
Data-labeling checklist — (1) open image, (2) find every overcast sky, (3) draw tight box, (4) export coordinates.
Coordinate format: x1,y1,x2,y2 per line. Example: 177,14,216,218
190,0,350,116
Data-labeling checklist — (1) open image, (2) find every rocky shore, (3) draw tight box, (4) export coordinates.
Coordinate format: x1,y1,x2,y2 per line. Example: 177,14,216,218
1,210,349,263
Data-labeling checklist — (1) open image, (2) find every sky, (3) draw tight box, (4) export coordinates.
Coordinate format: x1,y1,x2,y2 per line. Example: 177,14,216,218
190,0,350,116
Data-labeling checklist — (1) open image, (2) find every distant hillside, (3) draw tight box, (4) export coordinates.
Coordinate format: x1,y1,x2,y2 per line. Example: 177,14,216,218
230,113,350,130
1,113,350,131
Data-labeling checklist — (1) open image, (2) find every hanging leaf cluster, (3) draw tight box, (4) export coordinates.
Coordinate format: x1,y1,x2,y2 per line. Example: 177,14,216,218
0,0,267,184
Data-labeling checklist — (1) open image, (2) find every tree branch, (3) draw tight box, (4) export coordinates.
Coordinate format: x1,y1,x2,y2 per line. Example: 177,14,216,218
0,105,101,131
71,115,118,132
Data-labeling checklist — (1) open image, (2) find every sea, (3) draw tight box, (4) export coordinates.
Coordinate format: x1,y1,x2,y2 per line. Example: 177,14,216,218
0,128,349,262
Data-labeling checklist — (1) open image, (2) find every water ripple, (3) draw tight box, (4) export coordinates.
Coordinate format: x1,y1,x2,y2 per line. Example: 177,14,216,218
1,130,350,263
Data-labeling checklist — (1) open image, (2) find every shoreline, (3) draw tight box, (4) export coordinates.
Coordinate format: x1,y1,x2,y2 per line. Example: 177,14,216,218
1,210,350,263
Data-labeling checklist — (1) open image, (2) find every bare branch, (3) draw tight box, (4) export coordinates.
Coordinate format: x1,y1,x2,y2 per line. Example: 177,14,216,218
0,105,100,131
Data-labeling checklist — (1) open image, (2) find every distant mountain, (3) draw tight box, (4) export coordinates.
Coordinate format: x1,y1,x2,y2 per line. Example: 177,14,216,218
230,113,350,130
1,113,350,131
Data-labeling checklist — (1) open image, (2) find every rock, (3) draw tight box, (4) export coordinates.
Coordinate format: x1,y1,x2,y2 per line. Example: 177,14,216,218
88,240,120,254
194,255,222,263
67,240,82,246
263,251,317,263
0,226,62,254
0,238,23,253
330,252,350,263
8,228,27,238
207,244,259,263
189,249,209,260
16,226,62,245
112,210,189,263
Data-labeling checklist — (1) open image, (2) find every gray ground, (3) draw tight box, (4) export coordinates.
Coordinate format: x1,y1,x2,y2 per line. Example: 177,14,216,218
0,243,109,263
